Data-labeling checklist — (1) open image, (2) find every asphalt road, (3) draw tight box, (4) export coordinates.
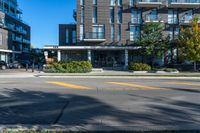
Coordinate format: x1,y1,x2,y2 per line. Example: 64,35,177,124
0,77,200,131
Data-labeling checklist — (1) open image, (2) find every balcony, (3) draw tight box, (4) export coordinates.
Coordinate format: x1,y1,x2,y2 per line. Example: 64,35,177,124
179,15,193,25
22,39,30,44
83,32,106,42
136,0,162,7
168,0,200,8
13,36,22,43
144,15,163,23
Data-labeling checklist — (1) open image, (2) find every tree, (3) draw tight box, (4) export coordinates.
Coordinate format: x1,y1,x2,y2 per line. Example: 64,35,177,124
179,16,200,71
140,22,168,67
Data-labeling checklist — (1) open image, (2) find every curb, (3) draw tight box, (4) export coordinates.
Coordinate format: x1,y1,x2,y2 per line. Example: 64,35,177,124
35,75,200,79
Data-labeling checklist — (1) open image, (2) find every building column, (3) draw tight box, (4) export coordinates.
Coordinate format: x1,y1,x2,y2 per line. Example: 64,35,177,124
44,51,48,61
12,53,15,62
124,49,129,69
88,49,92,62
57,50,61,62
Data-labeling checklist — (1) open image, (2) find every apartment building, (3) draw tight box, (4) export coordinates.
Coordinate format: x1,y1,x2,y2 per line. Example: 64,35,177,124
0,0,30,63
44,0,200,68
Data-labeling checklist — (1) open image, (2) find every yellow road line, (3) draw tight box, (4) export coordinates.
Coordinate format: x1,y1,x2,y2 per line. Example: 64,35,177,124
107,82,164,90
164,82,200,87
47,81,93,90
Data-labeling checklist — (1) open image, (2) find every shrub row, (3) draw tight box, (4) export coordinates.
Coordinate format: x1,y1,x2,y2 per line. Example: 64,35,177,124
152,68,178,72
44,61,92,73
129,63,151,71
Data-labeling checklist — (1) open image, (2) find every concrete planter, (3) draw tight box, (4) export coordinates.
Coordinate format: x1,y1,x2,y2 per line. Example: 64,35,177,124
154,71,179,74
131,71,148,74
91,68,104,73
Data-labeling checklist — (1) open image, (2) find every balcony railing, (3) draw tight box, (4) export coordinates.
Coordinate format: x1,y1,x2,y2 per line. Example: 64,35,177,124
145,15,159,22
22,39,30,44
138,0,162,3
83,32,106,42
170,0,200,3
180,19,192,24
169,0,200,8
136,0,162,7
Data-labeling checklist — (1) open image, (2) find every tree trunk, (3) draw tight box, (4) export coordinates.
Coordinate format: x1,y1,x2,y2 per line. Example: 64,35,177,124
151,56,155,68
194,61,197,72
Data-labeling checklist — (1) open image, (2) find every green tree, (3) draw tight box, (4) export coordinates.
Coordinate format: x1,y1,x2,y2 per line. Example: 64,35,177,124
179,16,200,71
140,22,168,67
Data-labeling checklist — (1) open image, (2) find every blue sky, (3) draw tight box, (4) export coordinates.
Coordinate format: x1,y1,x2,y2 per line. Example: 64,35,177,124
18,0,76,48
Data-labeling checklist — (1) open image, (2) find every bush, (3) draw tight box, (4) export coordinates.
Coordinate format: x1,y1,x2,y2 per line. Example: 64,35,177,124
44,61,92,73
153,68,178,72
129,62,151,71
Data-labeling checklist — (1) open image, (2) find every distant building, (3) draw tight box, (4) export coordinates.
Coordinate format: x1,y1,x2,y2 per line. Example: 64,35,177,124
44,0,200,68
0,0,31,63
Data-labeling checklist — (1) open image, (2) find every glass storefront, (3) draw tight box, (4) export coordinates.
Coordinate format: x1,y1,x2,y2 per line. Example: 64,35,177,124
61,50,88,61
0,52,8,63
92,50,125,68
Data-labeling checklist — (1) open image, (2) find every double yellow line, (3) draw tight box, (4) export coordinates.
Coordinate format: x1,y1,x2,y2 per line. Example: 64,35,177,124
47,81,93,90
108,82,164,90
164,82,200,87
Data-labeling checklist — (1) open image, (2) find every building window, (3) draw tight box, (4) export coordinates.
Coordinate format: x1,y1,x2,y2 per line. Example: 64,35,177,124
169,27,173,41
93,0,97,5
117,25,121,41
181,10,193,23
81,7,84,24
72,30,76,44
92,25,105,39
80,0,84,6
80,25,84,40
117,0,122,6
66,29,69,43
117,7,123,24
93,6,97,24
146,9,158,22
0,33,2,45
110,0,115,6
130,0,134,6
131,9,141,24
169,27,180,40
168,9,178,24
110,7,114,23
130,26,140,41
111,24,115,41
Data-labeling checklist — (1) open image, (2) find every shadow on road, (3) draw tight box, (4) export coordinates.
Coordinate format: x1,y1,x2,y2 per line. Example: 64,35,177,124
0,88,199,131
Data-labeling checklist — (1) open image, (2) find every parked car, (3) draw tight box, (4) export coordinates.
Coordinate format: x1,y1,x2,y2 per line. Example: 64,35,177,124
0,61,7,70
9,61,22,69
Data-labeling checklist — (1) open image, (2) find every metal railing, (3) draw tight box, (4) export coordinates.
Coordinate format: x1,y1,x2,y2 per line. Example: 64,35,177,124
145,15,159,22
170,0,200,3
138,0,161,2
84,32,105,40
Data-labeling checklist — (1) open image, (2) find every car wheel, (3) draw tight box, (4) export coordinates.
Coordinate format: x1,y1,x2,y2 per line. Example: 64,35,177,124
1,65,6,70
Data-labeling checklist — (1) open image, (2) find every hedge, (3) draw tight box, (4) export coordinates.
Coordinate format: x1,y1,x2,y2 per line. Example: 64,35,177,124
129,62,151,71
44,61,92,73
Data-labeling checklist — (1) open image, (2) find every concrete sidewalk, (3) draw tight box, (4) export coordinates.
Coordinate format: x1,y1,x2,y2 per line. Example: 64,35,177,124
0,69,41,78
